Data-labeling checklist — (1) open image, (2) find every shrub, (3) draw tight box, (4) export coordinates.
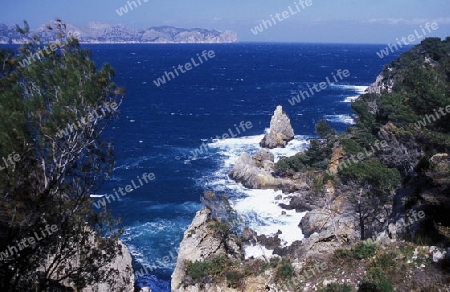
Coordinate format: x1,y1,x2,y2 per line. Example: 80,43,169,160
341,138,364,155
275,139,333,173
370,251,397,270
316,119,337,139
320,283,354,292
334,241,377,260
367,268,394,292
185,260,211,281
352,240,378,260
185,254,233,282
225,270,245,289
275,258,295,281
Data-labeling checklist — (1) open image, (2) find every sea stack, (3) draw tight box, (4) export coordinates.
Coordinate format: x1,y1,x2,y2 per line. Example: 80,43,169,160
260,105,295,149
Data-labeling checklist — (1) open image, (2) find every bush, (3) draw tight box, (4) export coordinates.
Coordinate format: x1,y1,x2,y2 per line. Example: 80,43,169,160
320,283,354,292
367,268,394,292
275,139,333,173
341,138,364,155
316,119,337,139
225,270,245,289
370,251,397,270
185,254,233,282
352,241,378,260
185,260,211,281
334,241,377,260
275,258,295,281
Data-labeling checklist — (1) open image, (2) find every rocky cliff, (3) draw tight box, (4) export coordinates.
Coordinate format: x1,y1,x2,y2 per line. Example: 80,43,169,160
0,22,238,44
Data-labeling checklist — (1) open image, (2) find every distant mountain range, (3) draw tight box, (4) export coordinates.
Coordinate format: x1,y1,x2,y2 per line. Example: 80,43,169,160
0,22,238,44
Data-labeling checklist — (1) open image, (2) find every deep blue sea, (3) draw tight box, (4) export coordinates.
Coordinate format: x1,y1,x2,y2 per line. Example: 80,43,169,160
2,43,409,291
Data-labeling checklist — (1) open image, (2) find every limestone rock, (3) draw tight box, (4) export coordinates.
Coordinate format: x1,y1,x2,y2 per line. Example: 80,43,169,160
228,152,280,189
171,207,243,291
260,106,295,149
327,146,345,175
252,148,275,169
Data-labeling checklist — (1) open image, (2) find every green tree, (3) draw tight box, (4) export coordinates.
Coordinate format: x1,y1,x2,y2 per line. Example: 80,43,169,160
315,119,336,139
0,20,126,291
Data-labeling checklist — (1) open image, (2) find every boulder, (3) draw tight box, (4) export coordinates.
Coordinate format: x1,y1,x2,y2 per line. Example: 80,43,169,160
228,152,280,189
252,148,275,169
260,106,295,149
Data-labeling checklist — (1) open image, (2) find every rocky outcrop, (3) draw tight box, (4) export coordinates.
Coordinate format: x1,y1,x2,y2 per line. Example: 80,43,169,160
365,71,395,95
260,106,295,149
377,122,422,176
171,207,242,292
228,151,280,189
327,146,345,175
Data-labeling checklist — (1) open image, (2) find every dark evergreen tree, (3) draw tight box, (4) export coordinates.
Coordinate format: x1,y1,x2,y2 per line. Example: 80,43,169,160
0,20,126,291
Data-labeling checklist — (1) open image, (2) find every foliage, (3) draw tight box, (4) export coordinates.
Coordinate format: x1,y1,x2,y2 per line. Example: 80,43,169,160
334,241,377,260
365,268,394,292
185,254,234,282
184,254,251,289
275,139,333,173
0,20,125,291
352,241,378,259
369,251,397,270
356,38,450,151
341,138,364,155
339,158,401,192
316,119,337,139
320,283,354,292
275,258,295,281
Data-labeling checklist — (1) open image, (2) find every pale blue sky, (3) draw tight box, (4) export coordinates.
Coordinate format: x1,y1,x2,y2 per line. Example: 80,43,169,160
1,0,449,43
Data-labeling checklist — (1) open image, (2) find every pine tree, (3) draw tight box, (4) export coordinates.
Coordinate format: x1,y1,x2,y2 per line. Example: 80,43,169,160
0,20,127,291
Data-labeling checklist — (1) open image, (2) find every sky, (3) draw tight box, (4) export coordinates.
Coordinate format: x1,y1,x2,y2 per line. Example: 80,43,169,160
1,0,449,43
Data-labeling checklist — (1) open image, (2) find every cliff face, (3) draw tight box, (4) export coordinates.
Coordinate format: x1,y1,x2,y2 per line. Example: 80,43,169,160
0,23,238,44
171,207,243,292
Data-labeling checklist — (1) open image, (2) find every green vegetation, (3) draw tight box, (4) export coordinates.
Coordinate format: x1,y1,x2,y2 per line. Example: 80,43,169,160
320,283,353,292
316,119,337,139
334,241,378,260
275,258,295,281
364,268,394,292
184,254,257,289
185,254,234,282
0,20,126,291
339,158,401,192
357,37,450,149
275,139,333,173
184,255,299,290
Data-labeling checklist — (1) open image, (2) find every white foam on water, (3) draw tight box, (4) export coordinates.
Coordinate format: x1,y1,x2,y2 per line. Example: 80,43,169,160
324,114,355,125
200,134,310,258
342,96,359,103
232,187,306,246
244,244,276,260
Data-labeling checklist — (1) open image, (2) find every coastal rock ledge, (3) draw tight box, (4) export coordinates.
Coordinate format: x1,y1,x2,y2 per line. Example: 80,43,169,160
260,105,295,149
228,149,279,189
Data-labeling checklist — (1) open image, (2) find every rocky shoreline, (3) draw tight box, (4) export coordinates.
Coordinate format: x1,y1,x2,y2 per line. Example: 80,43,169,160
170,52,450,290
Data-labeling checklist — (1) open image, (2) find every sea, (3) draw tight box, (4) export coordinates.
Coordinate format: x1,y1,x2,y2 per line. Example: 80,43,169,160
1,42,408,291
